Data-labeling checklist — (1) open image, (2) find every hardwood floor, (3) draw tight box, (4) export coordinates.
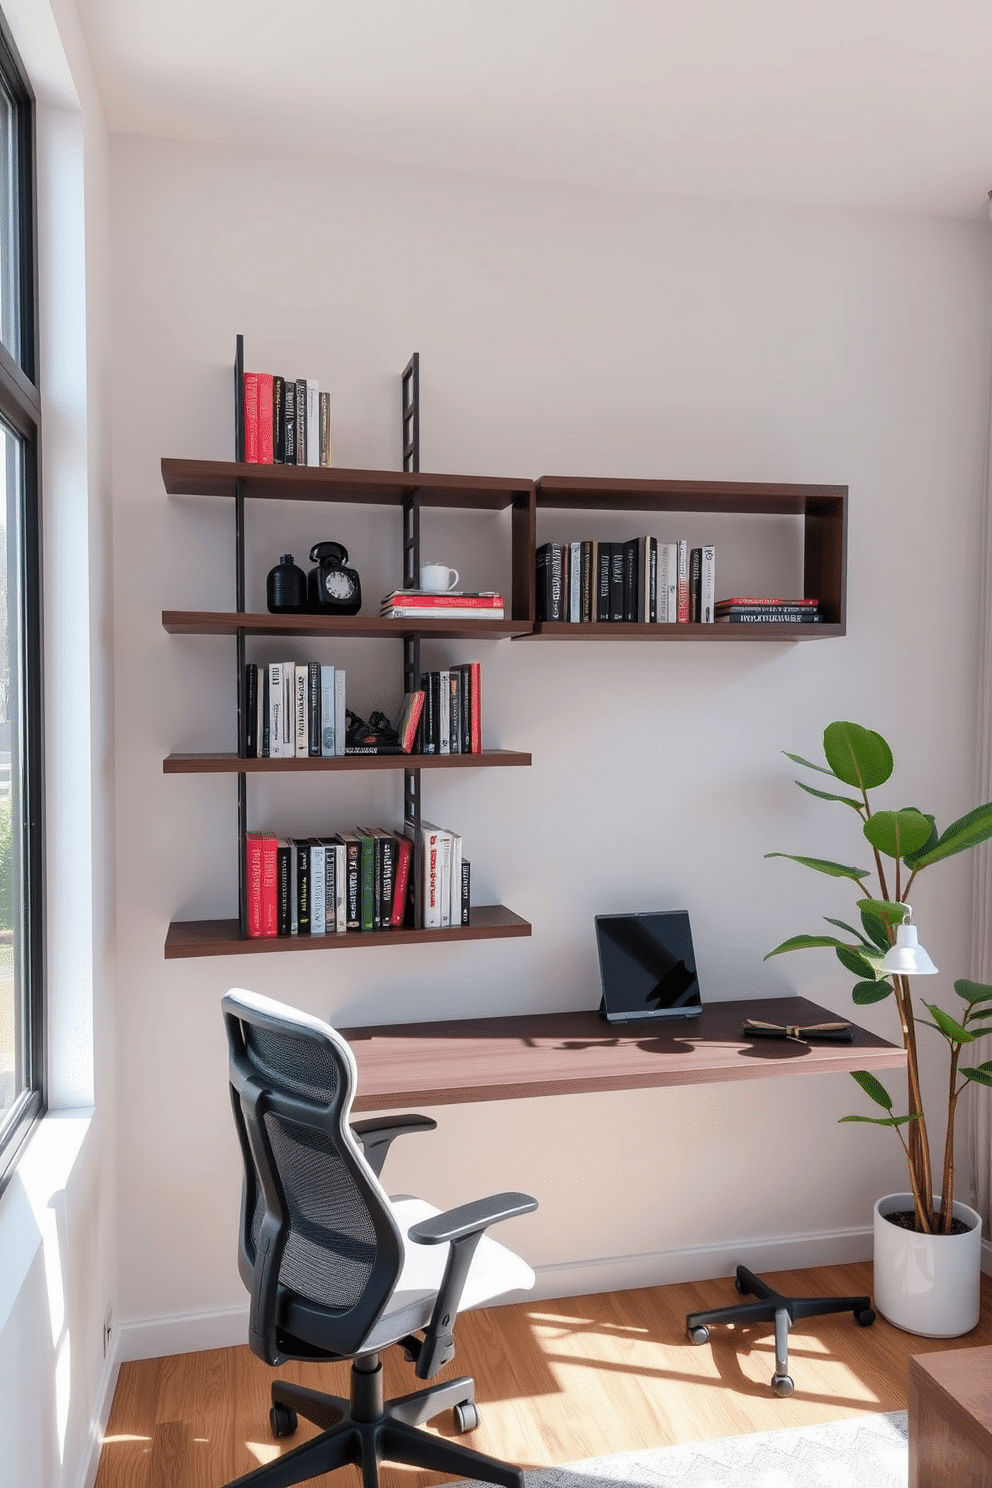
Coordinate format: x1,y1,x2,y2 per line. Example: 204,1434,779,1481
95,1264,992,1488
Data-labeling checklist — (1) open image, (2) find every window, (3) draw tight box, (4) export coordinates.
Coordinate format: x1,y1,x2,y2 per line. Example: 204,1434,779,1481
0,11,43,1191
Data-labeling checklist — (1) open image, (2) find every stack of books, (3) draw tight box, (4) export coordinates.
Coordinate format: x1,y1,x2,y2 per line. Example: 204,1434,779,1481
536,539,716,623
380,590,505,620
242,372,331,467
714,597,822,624
418,664,482,755
245,662,346,758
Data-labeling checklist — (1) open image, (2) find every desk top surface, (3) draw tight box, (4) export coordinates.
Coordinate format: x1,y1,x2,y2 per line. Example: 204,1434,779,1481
342,996,905,1111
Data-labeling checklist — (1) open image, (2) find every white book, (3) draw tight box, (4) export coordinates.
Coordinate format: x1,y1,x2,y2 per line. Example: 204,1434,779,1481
569,541,582,622
333,840,347,931
448,830,462,928
306,380,320,467
268,662,285,757
334,670,346,757
701,543,716,623
421,824,443,928
289,838,298,934
309,842,326,935
320,665,335,757
295,664,308,757
657,544,675,623
282,664,294,756
437,830,452,927
438,669,450,755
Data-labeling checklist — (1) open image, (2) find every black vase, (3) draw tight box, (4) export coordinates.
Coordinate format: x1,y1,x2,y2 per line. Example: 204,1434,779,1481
266,554,307,613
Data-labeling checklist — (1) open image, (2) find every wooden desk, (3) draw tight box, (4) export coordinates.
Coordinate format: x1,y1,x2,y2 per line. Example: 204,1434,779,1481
909,1346,992,1487
343,996,905,1112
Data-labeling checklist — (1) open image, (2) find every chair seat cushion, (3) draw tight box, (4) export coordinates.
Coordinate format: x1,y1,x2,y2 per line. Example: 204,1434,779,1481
361,1196,536,1352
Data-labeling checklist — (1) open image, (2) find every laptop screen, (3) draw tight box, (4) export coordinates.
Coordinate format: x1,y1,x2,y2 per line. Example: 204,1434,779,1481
595,910,703,1022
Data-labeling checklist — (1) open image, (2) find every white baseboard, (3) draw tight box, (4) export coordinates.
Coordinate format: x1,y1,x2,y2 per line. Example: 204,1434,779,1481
74,1335,121,1488
118,1303,250,1363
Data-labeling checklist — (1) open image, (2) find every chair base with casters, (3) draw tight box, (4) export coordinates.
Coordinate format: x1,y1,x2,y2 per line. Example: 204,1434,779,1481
226,1348,522,1488
686,1264,875,1397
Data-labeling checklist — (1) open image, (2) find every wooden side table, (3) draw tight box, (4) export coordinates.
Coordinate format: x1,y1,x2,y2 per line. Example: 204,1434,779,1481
908,1345,992,1487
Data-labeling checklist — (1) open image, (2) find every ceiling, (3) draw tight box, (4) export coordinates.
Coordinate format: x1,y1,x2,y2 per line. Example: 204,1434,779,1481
74,0,992,217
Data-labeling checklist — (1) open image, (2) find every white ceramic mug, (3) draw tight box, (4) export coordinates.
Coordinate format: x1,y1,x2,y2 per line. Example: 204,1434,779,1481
420,563,460,593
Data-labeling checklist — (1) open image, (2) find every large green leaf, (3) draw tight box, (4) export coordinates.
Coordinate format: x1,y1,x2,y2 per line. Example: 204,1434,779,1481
764,934,854,960
783,750,838,778
857,897,910,927
839,1113,921,1127
823,722,894,791
863,809,933,860
765,851,871,885
954,978,992,1005
850,1069,893,1108
852,979,893,1005
961,1062,992,1087
860,908,890,951
907,801,992,869
921,1004,973,1043
824,917,875,949
836,944,881,980
795,780,864,811
902,810,938,860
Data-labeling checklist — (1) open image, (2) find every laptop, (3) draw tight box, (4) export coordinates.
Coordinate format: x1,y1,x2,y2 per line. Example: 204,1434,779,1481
595,910,704,1024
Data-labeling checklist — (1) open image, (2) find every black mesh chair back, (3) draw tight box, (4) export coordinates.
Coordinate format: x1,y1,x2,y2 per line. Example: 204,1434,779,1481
223,988,403,1364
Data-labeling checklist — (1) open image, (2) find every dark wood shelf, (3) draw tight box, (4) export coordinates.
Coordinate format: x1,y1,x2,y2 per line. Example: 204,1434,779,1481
162,610,533,639
164,903,531,958
521,621,844,641
340,997,905,1111
163,749,531,774
162,458,534,511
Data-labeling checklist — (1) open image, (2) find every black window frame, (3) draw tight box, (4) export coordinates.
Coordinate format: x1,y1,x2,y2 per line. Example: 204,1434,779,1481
0,7,44,1195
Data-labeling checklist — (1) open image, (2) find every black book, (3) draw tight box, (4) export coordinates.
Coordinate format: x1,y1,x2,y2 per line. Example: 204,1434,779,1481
622,539,639,622
295,377,307,465
649,537,658,623
460,858,471,925
276,841,291,936
609,544,625,622
536,542,554,622
448,671,462,755
245,664,258,757
283,378,296,465
307,661,321,756
377,831,396,928
548,543,564,621
597,543,612,621
420,671,436,754
261,668,270,757
581,540,594,622
429,671,442,752
690,547,702,622
273,376,285,463
295,840,311,935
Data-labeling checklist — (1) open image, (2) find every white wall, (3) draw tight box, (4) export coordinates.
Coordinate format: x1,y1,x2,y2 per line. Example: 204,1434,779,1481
0,1,117,1485
109,134,991,1351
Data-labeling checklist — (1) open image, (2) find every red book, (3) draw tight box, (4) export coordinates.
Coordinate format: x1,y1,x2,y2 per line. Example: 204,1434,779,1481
260,833,279,937
465,662,482,753
243,372,259,463
246,831,263,937
397,690,425,752
380,591,504,608
257,374,274,465
676,539,689,623
715,596,818,608
390,835,413,927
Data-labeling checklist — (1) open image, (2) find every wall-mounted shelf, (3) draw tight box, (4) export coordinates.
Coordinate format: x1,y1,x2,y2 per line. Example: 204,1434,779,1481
163,750,531,775
162,610,533,640
164,905,531,959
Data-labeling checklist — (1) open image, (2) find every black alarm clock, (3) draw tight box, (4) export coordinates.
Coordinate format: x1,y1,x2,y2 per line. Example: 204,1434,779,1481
307,541,362,615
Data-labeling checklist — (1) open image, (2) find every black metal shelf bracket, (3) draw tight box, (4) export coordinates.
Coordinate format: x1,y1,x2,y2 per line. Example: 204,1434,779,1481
402,352,419,473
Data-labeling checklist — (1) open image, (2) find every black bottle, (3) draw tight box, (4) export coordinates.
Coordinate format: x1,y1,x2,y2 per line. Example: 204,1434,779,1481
266,554,307,613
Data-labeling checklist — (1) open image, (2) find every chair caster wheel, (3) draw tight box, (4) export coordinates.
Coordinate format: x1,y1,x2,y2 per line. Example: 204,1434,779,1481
688,1325,710,1345
269,1403,298,1438
453,1401,479,1433
855,1307,876,1328
771,1374,794,1398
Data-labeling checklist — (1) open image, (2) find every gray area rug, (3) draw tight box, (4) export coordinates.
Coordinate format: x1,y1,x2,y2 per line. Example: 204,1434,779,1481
519,1411,909,1487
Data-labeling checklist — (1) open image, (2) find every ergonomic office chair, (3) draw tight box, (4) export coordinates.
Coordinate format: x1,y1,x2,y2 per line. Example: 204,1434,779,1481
222,988,538,1488
686,1266,875,1396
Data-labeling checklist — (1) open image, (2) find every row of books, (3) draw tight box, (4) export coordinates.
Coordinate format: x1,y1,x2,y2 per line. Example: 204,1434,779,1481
536,539,716,624
420,665,482,754
380,589,506,620
245,824,470,937
714,597,824,624
245,662,347,758
242,372,331,466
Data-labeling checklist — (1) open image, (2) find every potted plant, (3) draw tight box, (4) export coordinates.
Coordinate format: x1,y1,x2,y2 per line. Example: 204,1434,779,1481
766,720,992,1336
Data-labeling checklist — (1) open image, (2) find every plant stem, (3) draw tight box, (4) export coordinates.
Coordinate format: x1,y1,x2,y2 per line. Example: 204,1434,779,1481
893,971,933,1231
938,1045,963,1235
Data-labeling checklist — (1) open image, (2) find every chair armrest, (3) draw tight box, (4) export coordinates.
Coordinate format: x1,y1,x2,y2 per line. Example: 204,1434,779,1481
410,1191,538,1379
350,1114,437,1178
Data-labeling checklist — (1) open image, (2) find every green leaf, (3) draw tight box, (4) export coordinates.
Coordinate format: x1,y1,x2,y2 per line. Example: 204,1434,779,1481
852,979,893,1004
857,898,910,927
839,1114,922,1127
863,809,934,860
823,722,894,791
824,917,875,949
836,944,881,980
902,810,938,861
783,750,838,778
765,851,871,885
795,780,865,810
922,1004,974,1043
850,1069,893,1109
954,978,992,1005
907,801,992,870
763,934,855,960
961,1062,992,1087
860,909,890,952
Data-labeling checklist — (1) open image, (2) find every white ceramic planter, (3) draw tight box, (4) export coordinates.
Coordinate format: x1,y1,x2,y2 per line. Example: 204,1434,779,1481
873,1193,982,1337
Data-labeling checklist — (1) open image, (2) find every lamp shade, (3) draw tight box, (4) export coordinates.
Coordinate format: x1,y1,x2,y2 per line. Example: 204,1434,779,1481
879,923,938,976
